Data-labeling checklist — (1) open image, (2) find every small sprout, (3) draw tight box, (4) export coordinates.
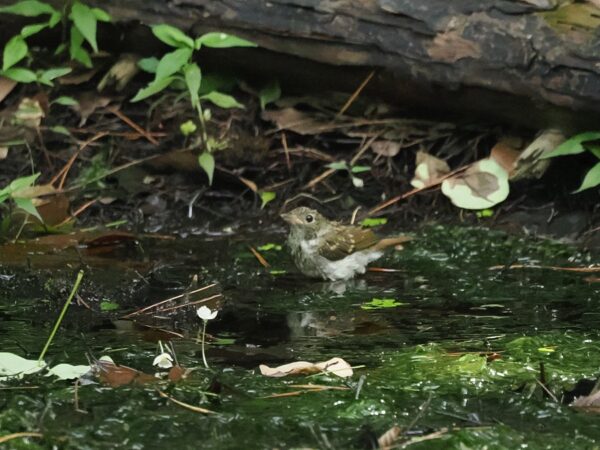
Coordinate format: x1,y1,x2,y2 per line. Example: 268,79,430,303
351,176,364,188
100,301,119,311
203,108,212,121
260,191,276,209
180,119,197,136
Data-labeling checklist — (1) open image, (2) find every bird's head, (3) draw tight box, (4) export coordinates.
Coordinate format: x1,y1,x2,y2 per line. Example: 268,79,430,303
281,207,327,232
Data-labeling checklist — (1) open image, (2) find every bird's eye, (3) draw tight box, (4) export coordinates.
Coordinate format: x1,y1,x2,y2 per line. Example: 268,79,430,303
305,214,314,223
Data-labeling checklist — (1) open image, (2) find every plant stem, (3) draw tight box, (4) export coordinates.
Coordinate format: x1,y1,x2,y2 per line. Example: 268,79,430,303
196,102,212,153
201,320,209,368
38,270,84,362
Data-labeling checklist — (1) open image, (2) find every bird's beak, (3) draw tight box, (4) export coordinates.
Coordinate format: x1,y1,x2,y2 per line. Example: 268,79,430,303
280,212,302,225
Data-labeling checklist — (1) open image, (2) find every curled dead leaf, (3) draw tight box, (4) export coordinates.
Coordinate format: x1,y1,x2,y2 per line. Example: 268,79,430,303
441,158,509,210
98,53,141,92
259,357,353,378
0,76,17,104
511,129,565,180
490,139,521,174
371,140,401,157
410,151,450,189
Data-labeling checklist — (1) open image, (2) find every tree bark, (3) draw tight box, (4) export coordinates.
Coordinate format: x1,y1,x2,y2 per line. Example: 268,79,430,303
2,0,600,129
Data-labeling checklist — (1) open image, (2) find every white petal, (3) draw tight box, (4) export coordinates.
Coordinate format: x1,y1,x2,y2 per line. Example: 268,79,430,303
152,353,173,369
197,306,218,320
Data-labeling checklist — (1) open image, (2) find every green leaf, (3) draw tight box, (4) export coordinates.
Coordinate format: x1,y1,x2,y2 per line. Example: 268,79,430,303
49,125,71,135
259,80,281,110
199,73,237,95
8,173,40,193
351,165,371,174
3,35,28,70
20,22,48,38
588,145,600,159
70,27,92,68
543,132,600,158
257,243,282,252
269,269,286,275
201,91,244,109
361,298,407,310
573,161,600,193
183,62,201,107
195,32,256,49
476,208,494,218
155,48,192,81
326,161,348,171
1,67,37,83
37,67,72,86
198,152,215,185
52,96,78,106
0,1,57,17
131,76,175,102
100,301,119,311
360,217,388,227
138,57,159,73
49,11,61,27
91,7,111,22
151,24,194,49
14,197,42,221
260,191,276,209
71,1,98,52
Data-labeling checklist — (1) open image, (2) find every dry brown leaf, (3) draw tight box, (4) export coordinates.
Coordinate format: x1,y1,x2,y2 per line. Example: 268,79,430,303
371,140,401,157
261,108,327,135
35,194,70,225
572,390,600,412
14,98,45,128
239,176,257,193
98,53,140,92
410,151,450,189
0,76,17,104
92,358,158,387
511,129,565,180
73,91,112,126
490,140,521,174
58,68,100,85
12,183,56,199
378,425,402,450
259,357,353,378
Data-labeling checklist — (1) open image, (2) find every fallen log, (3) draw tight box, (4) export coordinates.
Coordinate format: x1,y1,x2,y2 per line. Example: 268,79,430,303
2,0,600,129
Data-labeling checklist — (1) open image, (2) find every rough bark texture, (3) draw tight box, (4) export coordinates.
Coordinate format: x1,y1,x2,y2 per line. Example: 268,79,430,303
2,0,600,129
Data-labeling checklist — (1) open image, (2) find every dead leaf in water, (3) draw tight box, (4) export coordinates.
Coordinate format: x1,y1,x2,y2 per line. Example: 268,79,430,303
92,358,158,387
259,357,353,378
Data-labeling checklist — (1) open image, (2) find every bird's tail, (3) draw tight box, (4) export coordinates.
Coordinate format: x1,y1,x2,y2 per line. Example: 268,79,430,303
372,235,412,251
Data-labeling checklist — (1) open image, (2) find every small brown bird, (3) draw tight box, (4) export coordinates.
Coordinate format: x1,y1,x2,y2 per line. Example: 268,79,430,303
281,207,411,281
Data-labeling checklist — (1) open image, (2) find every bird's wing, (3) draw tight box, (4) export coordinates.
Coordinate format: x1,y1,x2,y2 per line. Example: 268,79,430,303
317,226,379,260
